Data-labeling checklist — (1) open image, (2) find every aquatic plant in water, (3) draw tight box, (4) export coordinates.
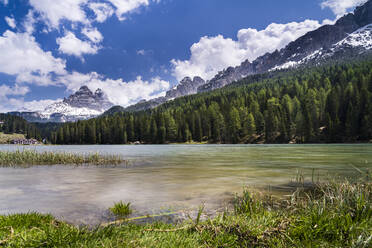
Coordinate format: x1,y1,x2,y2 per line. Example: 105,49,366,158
0,150,125,167
109,201,133,218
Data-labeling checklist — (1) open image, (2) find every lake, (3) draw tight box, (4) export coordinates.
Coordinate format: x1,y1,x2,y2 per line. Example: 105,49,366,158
0,144,371,225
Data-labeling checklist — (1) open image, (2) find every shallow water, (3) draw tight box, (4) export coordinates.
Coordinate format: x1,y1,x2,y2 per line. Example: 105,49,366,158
0,144,371,225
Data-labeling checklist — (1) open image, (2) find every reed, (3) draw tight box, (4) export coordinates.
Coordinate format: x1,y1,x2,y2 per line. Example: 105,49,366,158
0,150,125,167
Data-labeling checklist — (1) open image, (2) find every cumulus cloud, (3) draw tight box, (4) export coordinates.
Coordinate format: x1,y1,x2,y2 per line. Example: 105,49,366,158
57,32,99,57
26,0,160,61
82,27,103,43
58,72,169,107
172,20,329,81
0,30,66,86
5,16,16,29
28,0,158,28
0,0,8,5
107,0,150,20
0,85,29,98
0,96,61,113
88,2,115,23
0,84,30,112
321,0,368,16
0,29,169,110
28,0,89,29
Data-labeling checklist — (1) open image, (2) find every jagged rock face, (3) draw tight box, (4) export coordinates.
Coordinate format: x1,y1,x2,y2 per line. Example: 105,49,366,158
63,86,113,111
198,60,254,93
122,76,205,112
166,76,205,98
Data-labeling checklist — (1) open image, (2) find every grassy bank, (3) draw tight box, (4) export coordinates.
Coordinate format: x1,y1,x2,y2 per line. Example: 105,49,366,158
0,179,370,247
0,150,125,167
0,132,25,144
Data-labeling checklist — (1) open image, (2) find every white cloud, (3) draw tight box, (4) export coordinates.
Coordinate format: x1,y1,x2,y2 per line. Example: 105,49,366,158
28,0,89,29
321,0,368,17
0,27,169,111
0,30,66,86
28,0,158,28
0,96,61,113
22,99,61,112
0,85,29,98
5,16,16,29
0,0,8,5
171,19,329,81
0,84,29,112
57,32,99,57
107,0,150,20
58,72,170,107
88,2,115,23
137,49,146,55
82,27,103,43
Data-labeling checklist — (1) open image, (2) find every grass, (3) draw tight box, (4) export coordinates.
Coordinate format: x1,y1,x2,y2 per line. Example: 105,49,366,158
0,150,126,167
0,176,370,247
109,201,133,218
0,132,25,144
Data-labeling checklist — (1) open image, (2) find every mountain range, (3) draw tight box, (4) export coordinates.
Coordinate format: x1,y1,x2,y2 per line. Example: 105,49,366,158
109,0,372,114
8,0,372,122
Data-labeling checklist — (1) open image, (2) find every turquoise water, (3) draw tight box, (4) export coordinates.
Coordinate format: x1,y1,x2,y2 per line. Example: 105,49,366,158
0,144,371,225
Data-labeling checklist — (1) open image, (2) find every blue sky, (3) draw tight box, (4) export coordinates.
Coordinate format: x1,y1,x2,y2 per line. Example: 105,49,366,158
0,0,367,112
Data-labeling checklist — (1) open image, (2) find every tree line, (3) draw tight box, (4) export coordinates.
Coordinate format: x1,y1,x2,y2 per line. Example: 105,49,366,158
51,59,372,144
0,114,41,140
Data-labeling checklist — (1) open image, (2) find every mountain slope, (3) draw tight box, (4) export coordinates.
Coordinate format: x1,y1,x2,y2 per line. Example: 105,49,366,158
51,57,372,144
197,0,372,92
9,86,114,123
109,0,372,115
118,76,205,113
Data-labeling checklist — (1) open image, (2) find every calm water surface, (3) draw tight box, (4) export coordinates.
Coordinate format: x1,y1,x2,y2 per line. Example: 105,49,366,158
0,144,371,225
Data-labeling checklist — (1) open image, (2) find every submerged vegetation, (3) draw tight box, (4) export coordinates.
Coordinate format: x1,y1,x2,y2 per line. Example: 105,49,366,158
0,178,370,247
0,150,125,167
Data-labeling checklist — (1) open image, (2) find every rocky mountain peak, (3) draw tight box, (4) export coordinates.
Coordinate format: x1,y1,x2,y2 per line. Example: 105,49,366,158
63,86,113,111
94,88,104,97
165,76,205,99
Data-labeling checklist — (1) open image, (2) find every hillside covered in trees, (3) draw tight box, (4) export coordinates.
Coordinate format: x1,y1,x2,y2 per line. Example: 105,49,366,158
0,114,41,141
50,58,372,145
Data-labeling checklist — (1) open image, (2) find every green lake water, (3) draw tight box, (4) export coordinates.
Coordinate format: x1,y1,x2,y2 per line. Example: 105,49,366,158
0,144,371,225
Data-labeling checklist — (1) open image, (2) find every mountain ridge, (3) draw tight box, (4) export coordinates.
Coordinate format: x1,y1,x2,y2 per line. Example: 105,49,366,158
9,86,114,123
112,0,372,114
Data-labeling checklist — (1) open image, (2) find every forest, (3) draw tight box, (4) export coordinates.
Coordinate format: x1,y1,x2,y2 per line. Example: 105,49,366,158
50,59,372,144
0,114,41,140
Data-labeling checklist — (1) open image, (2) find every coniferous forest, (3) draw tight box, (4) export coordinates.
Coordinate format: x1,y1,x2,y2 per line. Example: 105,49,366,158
50,59,372,144
0,114,41,140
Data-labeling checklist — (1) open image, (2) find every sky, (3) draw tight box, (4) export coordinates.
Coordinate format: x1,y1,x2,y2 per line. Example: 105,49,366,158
0,0,368,112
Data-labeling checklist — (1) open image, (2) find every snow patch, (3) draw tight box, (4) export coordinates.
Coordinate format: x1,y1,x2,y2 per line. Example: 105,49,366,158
335,24,372,49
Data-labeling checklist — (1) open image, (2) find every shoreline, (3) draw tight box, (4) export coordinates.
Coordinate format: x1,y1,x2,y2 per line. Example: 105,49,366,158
1,179,370,247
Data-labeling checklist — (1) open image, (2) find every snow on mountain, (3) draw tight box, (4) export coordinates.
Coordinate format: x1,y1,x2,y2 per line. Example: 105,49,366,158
336,24,372,49
40,102,102,119
270,24,372,71
9,86,114,123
